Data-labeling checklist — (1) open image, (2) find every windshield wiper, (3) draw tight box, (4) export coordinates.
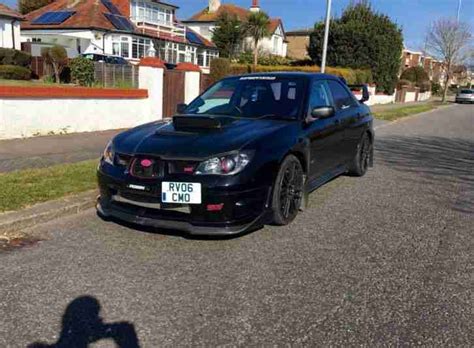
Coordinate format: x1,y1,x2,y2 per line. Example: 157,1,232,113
257,114,293,121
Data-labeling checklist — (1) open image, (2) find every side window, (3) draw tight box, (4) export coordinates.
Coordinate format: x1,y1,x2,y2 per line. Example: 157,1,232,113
327,80,357,110
308,80,331,114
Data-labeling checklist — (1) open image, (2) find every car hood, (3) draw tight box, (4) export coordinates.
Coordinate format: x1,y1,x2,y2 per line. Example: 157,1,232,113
113,116,293,159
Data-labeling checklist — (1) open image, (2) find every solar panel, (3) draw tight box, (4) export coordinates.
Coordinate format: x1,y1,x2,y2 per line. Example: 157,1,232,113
104,13,134,32
101,0,121,15
32,11,75,25
186,31,204,45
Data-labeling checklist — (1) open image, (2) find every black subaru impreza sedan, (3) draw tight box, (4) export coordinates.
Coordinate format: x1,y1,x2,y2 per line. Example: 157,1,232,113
97,73,374,235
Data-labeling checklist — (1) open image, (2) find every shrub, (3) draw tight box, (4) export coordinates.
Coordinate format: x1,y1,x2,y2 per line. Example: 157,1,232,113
397,79,413,87
400,66,430,88
69,57,95,86
0,65,31,80
210,58,231,83
419,80,432,93
238,51,292,66
227,64,372,84
0,48,32,67
431,82,441,95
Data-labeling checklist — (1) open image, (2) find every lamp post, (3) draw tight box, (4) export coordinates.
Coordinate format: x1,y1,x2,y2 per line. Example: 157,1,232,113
321,0,332,73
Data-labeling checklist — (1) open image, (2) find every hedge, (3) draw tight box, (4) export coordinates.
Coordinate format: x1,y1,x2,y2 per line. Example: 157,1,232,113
0,65,32,80
70,57,95,86
227,64,373,84
0,48,32,68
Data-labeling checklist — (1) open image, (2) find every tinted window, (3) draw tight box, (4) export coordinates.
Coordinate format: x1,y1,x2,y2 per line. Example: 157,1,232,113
308,80,331,112
327,80,357,110
460,90,473,94
185,77,305,119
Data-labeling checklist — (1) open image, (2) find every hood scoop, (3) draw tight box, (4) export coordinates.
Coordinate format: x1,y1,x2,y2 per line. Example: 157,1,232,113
172,115,235,131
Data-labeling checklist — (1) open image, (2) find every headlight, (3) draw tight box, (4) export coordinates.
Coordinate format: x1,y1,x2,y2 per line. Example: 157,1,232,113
103,140,115,165
195,151,253,175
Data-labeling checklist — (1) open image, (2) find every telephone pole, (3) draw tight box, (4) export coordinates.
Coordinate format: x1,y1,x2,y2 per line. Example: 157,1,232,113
457,0,462,22
321,0,332,73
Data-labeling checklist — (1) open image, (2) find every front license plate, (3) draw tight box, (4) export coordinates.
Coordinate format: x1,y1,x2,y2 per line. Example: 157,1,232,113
161,182,201,204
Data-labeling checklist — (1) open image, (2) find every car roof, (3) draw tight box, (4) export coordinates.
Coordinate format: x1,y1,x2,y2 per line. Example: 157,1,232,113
229,72,343,81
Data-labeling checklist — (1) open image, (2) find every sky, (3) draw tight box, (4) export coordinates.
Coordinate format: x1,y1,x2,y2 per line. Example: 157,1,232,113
2,0,473,50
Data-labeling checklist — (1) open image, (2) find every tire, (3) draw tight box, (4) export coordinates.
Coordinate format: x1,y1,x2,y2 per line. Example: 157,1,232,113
271,155,305,226
347,133,372,177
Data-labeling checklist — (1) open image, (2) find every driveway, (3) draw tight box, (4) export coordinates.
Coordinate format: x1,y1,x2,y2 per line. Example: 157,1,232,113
0,105,472,346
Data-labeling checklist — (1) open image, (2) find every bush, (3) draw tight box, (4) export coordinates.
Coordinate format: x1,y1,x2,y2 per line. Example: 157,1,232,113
431,82,441,95
69,57,94,86
0,65,31,80
227,64,372,84
400,66,430,91
210,58,231,83
397,79,413,88
237,51,292,66
0,48,32,67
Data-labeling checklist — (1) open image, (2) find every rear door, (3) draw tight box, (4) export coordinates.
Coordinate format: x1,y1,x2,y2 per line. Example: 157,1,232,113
305,79,344,179
326,79,362,164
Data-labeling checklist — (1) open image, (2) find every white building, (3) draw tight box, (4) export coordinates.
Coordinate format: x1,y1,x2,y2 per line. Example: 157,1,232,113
0,4,22,50
183,0,288,57
20,0,218,71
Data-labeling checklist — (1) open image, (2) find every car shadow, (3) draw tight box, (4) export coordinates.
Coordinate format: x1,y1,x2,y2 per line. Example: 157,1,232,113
97,212,262,240
376,135,474,214
28,295,140,348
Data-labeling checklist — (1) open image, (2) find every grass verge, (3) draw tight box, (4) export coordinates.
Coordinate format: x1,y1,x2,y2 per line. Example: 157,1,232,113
0,160,98,213
373,102,443,122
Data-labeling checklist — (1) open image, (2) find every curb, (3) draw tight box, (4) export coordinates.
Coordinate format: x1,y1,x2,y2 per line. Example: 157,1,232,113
0,190,97,237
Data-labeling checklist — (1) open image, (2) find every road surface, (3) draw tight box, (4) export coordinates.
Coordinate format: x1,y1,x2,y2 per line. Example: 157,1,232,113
1,104,473,346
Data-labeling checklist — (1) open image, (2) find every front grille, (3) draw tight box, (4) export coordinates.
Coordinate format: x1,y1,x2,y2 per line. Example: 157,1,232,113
130,157,164,178
168,160,199,174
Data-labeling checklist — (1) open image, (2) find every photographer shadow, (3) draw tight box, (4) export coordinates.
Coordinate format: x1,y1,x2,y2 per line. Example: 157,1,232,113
28,296,140,348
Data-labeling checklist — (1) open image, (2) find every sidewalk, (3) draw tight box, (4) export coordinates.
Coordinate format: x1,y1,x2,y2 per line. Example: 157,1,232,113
0,129,122,173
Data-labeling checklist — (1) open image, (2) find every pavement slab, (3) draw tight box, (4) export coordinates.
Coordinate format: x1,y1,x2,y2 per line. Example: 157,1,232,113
0,104,472,347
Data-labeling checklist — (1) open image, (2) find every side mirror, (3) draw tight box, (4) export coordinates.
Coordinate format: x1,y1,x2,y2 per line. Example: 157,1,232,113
348,84,370,103
176,103,187,114
307,106,335,123
360,85,370,103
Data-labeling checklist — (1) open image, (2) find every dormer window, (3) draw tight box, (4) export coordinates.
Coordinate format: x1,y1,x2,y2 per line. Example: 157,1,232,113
131,0,173,26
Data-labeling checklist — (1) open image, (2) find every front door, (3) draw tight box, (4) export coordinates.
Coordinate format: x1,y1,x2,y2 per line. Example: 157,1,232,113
304,80,344,180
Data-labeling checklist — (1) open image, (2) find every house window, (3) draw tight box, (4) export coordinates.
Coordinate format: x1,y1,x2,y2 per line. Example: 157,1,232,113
111,36,131,58
273,36,279,54
131,0,173,26
132,37,151,59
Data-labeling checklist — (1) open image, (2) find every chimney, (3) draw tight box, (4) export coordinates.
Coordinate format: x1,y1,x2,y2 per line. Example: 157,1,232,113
250,0,260,12
209,0,221,13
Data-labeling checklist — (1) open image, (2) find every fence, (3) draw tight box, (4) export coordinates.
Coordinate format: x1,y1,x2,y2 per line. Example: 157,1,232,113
93,62,139,88
30,57,53,79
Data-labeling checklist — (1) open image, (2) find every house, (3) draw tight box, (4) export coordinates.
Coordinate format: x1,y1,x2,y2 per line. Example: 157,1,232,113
400,48,446,85
20,0,219,71
285,28,313,60
0,4,22,50
182,0,287,57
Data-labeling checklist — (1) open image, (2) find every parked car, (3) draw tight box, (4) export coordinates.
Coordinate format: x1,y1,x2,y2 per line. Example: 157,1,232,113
97,73,374,236
81,53,129,65
455,89,474,104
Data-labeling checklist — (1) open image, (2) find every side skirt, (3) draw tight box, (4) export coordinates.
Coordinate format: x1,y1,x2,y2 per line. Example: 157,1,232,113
305,164,348,194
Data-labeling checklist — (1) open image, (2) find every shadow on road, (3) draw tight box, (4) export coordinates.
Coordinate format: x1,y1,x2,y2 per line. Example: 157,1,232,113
376,135,474,214
28,296,140,348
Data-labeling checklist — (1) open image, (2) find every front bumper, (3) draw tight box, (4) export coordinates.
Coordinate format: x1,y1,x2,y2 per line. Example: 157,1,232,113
97,168,272,236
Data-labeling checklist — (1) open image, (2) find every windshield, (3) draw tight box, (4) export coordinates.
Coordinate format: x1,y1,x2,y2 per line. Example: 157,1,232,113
460,89,473,94
184,76,306,119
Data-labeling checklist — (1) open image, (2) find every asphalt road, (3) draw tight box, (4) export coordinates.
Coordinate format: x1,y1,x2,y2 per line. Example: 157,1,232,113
1,104,473,347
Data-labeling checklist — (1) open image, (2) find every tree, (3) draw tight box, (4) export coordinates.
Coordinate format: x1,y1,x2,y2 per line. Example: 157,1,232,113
243,11,271,71
212,13,245,59
18,0,54,15
426,18,472,102
400,66,431,91
308,2,403,94
41,45,68,84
